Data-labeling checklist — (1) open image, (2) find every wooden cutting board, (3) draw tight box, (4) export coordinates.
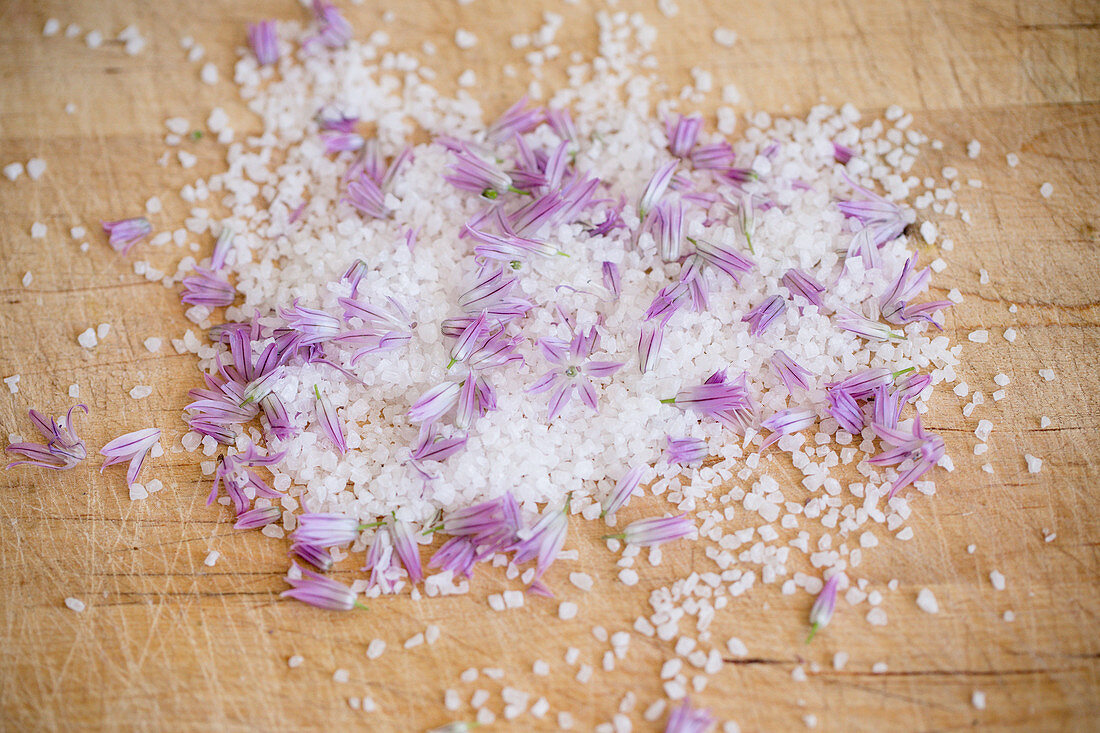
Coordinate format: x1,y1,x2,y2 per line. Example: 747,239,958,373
1,0,1098,730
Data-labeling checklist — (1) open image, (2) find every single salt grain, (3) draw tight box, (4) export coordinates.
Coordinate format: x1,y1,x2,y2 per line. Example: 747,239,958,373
1025,454,1042,473
425,624,440,644
992,389,1005,401
96,323,111,340
21,272,32,287
559,601,578,620
200,62,218,85
871,662,888,673
569,572,593,591
44,18,60,36
919,221,937,244
1040,416,1051,428
129,483,148,500
1039,368,1056,381
953,382,968,397
68,384,79,398
533,659,550,676
459,667,477,682
948,288,964,303
203,550,219,566
77,328,98,349
503,589,524,608
4,375,19,394
968,330,988,343
64,597,86,612
975,420,993,441
144,337,162,353
367,639,386,659
27,158,47,179
1039,182,1053,198
1003,610,1015,622
1006,153,1019,167
967,140,981,158
179,151,197,169
916,588,939,613
619,568,639,585
833,651,848,670
287,655,304,668
130,385,153,399
404,633,424,648
3,162,23,181
713,28,737,47
990,570,1005,590
31,222,47,239
726,637,747,657
455,29,477,49
979,269,990,284
85,30,103,48
333,668,350,683
972,690,986,710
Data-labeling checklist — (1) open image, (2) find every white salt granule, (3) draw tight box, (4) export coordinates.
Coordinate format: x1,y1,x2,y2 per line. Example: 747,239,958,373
85,30,103,48
990,570,1005,590
975,420,993,441
972,690,986,709
44,18,60,36
503,589,524,608
21,271,32,287
1006,153,1019,167
425,624,440,644
1039,368,1056,381
533,659,550,676
367,639,386,659
68,384,79,398
179,151,197,168
455,29,477,49
4,375,19,394
77,328,98,349
333,668,350,683
129,385,153,399
65,597,86,612
26,158,47,180
129,483,148,500
144,337,162,353
979,268,990,284
953,382,968,397
871,662,888,673
1002,327,1017,343
1039,182,1053,198
1040,416,1051,428
726,637,747,657
992,389,1005,401
31,222,47,239
1025,454,1042,473
919,220,937,244
832,651,848,670
967,140,981,158
968,330,988,343
712,28,737,47
1003,610,1015,622
916,588,939,613
3,162,23,181
66,24,81,38
559,601,578,620
204,550,220,566
200,62,218,85
457,69,476,88
569,572,593,591
96,323,110,340
287,655,304,668
404,632,424,648
994,373,1009,386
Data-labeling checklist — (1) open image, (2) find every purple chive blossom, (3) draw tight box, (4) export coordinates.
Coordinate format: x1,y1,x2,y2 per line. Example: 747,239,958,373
260,393,296,441
769,350,813,392
281,563,363,611
408,381,461,425
828,367,893,400
739,194,757,253
837,172,911,247
528,327,624,420
308,0,352,49
313,386,346,453
321,130,364,153
408,424,467,464
343,172,389,218
638,324,664,374
587,196,627,237
5,404,87,471
464,225,559,261
648,198,685,262
665,437,707,466
664,698,716,733
441,493,520,539
279,302,341,345
895,371,931,403
836,308,904,341
602,465,645,517
870,416,945,498
101,217,151,256
879,253,952,327
444,145,515,198
247,20,279,66
545,106,576,141
661,370,751,423
759,408,817,451
390,518,423,584
666,114,703,158
602,261,621,298
872,383,902,429
824,386,865,435
607,513,694,547
429,536,478,578
290,542,334,572
209,226,235,270
240,367,284,405
690,141,735,171
638,160,678,218
292,512,363,547
781,268,826,309
233,505,281,530
832,142,855,164
510,502,568,580
742,294,787,336
807,574,840,641
363,528,397,591
207,445,285,514
99,427,160,486
486,97,544,142
181,266,235,307
843,227,880,272
508,191,566,238
691,237,753,284
448,311,488,368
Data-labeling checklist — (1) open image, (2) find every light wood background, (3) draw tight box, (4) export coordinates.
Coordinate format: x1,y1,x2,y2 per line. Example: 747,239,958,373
1,0,1098,730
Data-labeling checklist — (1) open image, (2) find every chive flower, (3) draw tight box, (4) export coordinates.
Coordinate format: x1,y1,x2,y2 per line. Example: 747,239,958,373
759,408,817,451
101,217,151,255
233,505,281,530
99,427,160,486
742,294,786,336
601,465,645,517
665,437,707,466
807,574,840,641
769,350,813,393
5,404,87,471
664,698,716,733
281,562,364,611
247,20,279,66
529,326,624,420
607,513,694,547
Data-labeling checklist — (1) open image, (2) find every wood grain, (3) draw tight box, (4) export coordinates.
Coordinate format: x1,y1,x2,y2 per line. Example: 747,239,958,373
1,0,1098,730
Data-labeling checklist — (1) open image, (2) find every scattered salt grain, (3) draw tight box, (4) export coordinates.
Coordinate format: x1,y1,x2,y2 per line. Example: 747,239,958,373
1040,416,1051,428
203,550,219,566
43,18,60,36
569,572,593,591
200,62,218,85
916,588,939,614
972,690,986,710
21,271,32,287
68,384,79,399
948,288,964,303
144,337,162,353
3,162,23,181
953,382,968,397
31,222,47,239
4,375,20,394
533,659,550,676
559,601,578,620
96,323,111,340
919,221,937,244
979,269,990,284
333,668,350,683
77,328,98,349
967,140,981,158
871,662,888,673
455,29,477,49
1039,182,1053,198
1003,610,1015,622
1025,454,1042,473
27,158,47,180
367,639,386,659
992,389,1005,401
129,385,153,399
832,651,848,670
968,330,988,343
712,28,737,47
425,624,440,644
1039,368,1056,381
1006,153,1019,167
129,483,148,501
989,570,1005,590
64,597,85,612
404,632,424,648
85,30,103,48
287,655,304,668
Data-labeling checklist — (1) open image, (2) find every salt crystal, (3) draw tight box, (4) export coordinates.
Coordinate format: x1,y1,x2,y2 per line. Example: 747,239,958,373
44,18,60,36
144,337,162,353
287,655,304,668
1003,327,1017,342
1039,182,1053,198
200,62,218,85
968,330,988,343
569,572,593,591
1039,368,1056,381
920,221,937,244
64,597,86,612
559,601,578,620
129,385,153,399
712,28,737,47
967,140,981,158
989,570,1005,590
77,328,98,349
333,668,349,683
3,162,22,181
96,323,110,339
367,639,386,659
1006,153,1019,167
1024,454,1042,473
1040,416,1050,428
455,29,477,49
203,550,219,566
26,158,46,180
972,690,986,710
916,588,939,613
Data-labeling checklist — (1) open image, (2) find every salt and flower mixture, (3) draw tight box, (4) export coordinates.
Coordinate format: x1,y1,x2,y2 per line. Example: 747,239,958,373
11,2,1006,730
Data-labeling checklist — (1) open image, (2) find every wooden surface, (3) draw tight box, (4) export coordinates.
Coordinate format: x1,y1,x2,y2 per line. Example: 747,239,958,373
1,0,1098,730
